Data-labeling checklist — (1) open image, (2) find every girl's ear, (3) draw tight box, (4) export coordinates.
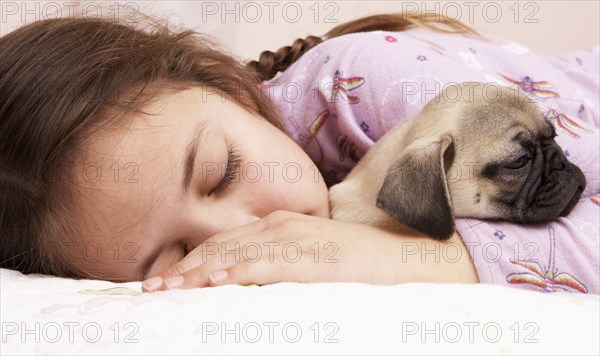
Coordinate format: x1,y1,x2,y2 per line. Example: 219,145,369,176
376,136,455,240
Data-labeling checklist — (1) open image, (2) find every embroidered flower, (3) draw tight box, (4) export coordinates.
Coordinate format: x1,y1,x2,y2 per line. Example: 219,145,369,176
416,55,427,61
494,230,505,240
459,51,482,70
501,41,530,55
385,35,397,43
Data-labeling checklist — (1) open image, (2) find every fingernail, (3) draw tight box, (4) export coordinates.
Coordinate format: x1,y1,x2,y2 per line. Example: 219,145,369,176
164,275,184,289
142,276,163,292
209,270,228,284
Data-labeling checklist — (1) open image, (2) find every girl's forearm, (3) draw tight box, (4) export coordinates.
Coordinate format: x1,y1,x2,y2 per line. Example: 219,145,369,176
386,230,480,284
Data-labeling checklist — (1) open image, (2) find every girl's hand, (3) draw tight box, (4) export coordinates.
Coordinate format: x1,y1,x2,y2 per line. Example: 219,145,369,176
141,210,478,292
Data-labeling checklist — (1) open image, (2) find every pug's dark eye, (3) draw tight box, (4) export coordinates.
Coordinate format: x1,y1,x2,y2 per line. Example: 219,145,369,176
504,155,530,169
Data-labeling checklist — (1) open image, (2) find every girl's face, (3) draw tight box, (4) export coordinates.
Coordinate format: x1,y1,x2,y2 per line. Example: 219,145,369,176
72,86,329,281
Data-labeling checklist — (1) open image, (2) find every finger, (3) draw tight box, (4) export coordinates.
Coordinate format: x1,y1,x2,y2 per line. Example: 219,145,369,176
205,256,330,287
157,210,315,280
159,241,241,290
161,232,290,290
141,231,264,292
159,224,298,290
145,211,322,291
167,256,285,290
146,211,280,289
158,229,280,290
182,238,338,289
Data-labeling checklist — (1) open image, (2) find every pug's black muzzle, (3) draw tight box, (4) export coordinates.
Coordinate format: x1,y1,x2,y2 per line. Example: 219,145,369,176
519,142,586,223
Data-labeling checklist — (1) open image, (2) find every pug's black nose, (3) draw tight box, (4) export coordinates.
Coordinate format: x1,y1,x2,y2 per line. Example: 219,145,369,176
551,156,565,171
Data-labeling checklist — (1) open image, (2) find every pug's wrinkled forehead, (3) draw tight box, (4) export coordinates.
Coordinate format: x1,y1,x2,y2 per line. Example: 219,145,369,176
432,82,541,113
465,96,550,134
456,87,554,154
423,84,543,147
423,85,551,176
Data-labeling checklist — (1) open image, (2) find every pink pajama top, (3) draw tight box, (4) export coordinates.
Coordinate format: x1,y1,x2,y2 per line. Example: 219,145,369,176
263,29,599,294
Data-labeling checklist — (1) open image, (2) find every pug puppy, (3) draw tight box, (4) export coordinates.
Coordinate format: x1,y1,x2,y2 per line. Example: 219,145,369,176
328,82,586,240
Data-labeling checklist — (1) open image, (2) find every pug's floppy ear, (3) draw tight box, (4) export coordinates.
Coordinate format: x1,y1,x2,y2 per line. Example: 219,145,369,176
376,136,455,240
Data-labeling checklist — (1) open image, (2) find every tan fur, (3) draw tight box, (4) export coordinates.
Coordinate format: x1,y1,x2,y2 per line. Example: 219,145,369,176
329,82,560,235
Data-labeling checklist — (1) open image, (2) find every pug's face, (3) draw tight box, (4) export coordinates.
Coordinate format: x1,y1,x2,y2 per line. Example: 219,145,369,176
447,94,586,224
368,83,586,239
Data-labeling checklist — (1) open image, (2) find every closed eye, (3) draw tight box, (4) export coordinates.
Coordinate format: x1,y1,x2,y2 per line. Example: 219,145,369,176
504,155,531,169
208,144,242,196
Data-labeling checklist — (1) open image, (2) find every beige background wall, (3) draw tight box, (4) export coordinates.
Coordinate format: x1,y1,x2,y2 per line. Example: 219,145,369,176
1,1,599,60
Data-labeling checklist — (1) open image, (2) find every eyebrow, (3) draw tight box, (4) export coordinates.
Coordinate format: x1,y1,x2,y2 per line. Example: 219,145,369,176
138,119,208,280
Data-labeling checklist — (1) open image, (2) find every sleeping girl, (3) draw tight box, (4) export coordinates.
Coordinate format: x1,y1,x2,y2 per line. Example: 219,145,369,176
0,11,597,294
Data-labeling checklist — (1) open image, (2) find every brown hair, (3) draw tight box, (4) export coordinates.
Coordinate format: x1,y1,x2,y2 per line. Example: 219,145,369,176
0,14,282,279
246,12,480,82
0,11,477,279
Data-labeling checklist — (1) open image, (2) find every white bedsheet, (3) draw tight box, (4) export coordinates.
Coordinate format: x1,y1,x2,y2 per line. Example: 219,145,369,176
1,268,598,355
